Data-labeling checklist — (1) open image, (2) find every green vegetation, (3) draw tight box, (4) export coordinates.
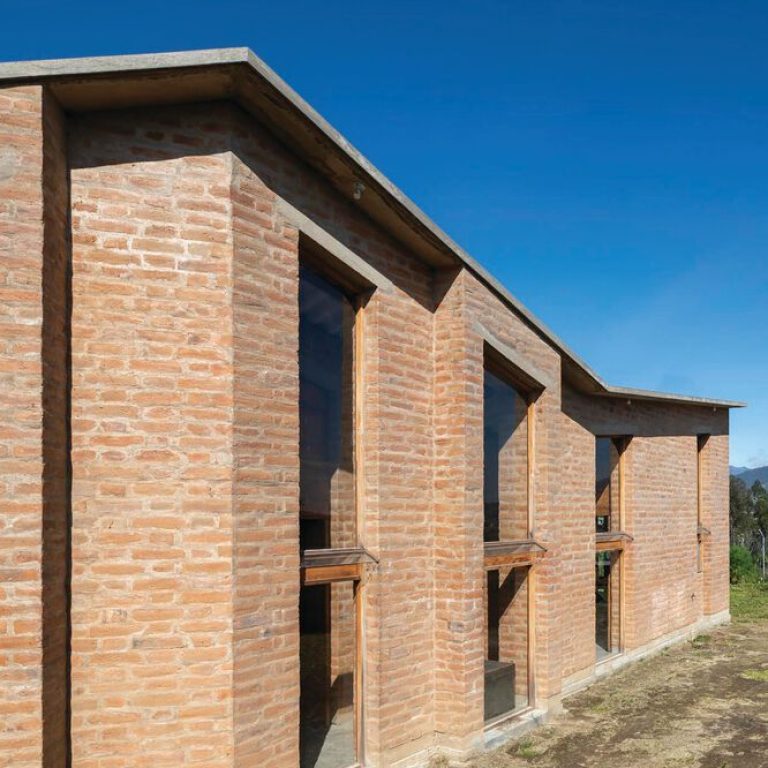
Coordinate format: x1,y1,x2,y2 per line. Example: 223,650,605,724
731,581,768,621
728,474,768,619
730,476,768,574
730,545,759,584
516,737,540,760
740,668,768,682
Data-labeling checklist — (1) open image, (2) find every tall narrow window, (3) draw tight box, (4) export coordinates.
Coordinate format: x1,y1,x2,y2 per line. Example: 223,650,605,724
483,368,528,542
485,567,530,721
697,434,710,573
483,361,533,722
300,581,357,768
595,551,620,659
595,436,627,661
299,263,360,768
595,437,620,533
299,264,357,552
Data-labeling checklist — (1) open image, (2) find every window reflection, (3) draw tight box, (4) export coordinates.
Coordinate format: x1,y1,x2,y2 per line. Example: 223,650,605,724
595,438,619,533
595,551,620,659
485,567,529,721
300,581,356,768
299,265,356,552
483,369,527,542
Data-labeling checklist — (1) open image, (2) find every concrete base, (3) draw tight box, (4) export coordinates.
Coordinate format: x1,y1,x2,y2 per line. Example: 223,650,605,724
559,609,731,702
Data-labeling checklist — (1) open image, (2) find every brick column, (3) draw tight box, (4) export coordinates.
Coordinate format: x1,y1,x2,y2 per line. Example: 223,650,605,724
68,107,236,767
432,270,485,755
230,154,300,768
0,85,70,768
702,432,730,617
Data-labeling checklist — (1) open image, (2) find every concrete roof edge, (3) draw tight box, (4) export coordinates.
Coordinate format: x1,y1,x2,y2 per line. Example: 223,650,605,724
0,49,744,411
597,384,746,409
0,48,252,79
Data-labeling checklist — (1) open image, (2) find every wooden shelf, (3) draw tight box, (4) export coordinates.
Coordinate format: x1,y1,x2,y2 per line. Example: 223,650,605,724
595,531,633,552
300,547,377,585
484,539,547,569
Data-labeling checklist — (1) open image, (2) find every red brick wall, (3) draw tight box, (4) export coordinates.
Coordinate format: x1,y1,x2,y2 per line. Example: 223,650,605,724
231,102,439,764
463,271,565,705
0,83,47,768
701,434,730,617
1,89,732,768
432,270,484,752
561,388,730,681
230,153,300,767
68,108,236,766
0,85,70,768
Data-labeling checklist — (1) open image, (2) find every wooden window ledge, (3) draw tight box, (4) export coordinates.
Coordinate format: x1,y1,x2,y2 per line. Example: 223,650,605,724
300,547,377,585
595,531,634,552
484,539,547,569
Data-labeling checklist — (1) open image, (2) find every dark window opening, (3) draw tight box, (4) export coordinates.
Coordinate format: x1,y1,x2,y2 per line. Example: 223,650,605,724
485,566,529,721
300,581,356,768
299,264,357,553
697,434,709,573
595,437,621,533
595,550,621,660
484,368,528,542
299,262,360,768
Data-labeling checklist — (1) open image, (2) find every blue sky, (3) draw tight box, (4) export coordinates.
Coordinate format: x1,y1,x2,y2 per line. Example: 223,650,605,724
3,1,766,466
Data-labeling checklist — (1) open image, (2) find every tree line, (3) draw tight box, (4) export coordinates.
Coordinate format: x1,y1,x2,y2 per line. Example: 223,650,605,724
730,476,768,581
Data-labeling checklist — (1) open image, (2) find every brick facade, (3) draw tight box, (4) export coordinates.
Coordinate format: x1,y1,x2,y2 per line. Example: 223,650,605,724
0,54,734,768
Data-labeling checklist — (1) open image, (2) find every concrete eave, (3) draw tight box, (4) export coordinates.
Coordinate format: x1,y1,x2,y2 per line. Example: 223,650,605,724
0,49,745,410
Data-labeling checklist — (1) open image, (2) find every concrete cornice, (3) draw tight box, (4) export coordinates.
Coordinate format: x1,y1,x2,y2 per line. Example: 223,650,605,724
0,49,745,409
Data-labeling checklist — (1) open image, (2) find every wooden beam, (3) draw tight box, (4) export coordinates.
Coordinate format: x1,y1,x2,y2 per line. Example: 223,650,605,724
484,540,547,569
527,565,537,707
301,547,376,568
595,538,626,553
301,562,363,585
527,398,536,538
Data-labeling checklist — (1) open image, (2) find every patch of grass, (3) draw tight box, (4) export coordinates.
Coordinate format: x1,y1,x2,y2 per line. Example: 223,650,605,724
740,668,768,682
691,634,711,648
516,736,540,760
731,581,768,621
661,757,696,767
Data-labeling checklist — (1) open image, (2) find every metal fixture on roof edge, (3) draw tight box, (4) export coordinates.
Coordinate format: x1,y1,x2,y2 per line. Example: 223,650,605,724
353,181,365,201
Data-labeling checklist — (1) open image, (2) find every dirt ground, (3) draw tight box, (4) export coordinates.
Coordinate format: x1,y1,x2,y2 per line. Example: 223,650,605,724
465,611,768,768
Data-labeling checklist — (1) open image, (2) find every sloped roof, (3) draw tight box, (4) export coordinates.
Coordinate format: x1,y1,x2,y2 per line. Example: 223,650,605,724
0,48,744,408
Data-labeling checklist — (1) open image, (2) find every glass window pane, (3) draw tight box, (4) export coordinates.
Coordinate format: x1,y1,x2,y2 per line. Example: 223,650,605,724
299,265,356,551
484,369,528,542
300,581,356,768
595,437,619,533
595,551,620,659
484,567,529,721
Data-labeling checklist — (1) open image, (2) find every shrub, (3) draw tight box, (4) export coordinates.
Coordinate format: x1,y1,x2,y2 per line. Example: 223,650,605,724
730,545,758,584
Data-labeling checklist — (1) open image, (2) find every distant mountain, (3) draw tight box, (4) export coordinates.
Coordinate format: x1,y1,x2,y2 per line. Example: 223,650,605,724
731,465,768,487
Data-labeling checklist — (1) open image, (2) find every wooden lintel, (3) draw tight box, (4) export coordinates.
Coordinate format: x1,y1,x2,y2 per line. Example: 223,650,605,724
596,539,625,552
483,540,546,569
301,562,363,585
484,552,541,569
301,547,377,568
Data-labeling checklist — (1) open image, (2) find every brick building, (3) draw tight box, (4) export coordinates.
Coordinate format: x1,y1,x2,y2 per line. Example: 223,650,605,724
0,50,742,768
